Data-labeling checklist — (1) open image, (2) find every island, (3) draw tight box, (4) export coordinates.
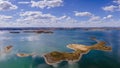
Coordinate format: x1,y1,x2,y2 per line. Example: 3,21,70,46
23,30,53,34
16,53,31,57
9,31,20,34
4,45,13,53
43,41,112,65
0,45,13,56
16,52,36,57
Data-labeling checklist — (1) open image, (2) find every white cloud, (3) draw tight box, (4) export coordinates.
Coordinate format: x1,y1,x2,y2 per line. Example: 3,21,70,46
103,15,113,20
19,11,76,23
0,9,118,28
31,0,63,9
0,16,120,27
89,16,100,21
0,15,12,20
20,11,42,17
0,1,17,11
18,1,30,4
102,5,117,12
74,11,101,21
18,11,78,27
113,0,120,4
0,0,8,1
102,0,120,12
74,11,93,17
11,11,79,27
19,11,56,22
57,15,67,20
118,5,120,11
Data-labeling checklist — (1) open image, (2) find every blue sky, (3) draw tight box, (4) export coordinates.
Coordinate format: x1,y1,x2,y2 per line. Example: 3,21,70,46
0,0,120,27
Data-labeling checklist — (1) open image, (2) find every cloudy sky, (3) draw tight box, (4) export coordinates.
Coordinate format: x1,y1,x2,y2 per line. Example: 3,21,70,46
0,0,120,27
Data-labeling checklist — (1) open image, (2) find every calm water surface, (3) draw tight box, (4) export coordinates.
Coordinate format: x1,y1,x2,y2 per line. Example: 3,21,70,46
0,29,120,68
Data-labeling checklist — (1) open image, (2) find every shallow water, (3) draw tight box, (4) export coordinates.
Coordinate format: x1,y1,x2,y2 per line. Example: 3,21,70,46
0,29,120,68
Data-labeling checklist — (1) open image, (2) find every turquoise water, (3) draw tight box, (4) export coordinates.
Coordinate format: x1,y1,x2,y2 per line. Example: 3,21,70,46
0,29,120,68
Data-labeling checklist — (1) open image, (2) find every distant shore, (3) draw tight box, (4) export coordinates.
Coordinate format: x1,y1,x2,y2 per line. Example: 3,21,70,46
0,27,120,31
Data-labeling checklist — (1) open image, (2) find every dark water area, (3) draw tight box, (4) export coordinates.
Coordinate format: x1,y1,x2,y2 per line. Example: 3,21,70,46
0,29,120,68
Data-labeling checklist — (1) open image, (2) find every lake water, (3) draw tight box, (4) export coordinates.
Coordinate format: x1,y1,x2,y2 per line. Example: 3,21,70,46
0,29,120,68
